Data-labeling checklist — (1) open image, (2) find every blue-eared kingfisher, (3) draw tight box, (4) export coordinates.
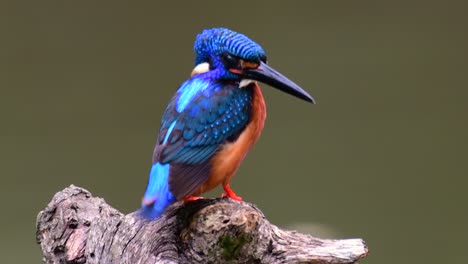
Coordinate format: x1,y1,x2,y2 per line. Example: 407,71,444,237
141,28,315,219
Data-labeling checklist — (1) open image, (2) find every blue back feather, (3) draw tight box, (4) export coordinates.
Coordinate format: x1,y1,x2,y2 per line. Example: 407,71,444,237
176,78,210,113
159,73,252,165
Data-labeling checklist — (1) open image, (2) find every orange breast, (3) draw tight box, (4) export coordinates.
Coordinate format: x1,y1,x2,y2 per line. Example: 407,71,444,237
194,83,266,195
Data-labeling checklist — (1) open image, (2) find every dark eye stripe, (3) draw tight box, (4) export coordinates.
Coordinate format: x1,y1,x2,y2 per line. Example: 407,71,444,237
222,53,240,69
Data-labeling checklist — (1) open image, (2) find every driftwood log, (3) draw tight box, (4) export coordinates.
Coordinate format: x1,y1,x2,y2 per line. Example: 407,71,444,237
36,185,368,263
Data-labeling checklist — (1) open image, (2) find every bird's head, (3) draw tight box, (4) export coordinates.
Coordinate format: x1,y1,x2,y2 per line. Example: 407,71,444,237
192,28,315,103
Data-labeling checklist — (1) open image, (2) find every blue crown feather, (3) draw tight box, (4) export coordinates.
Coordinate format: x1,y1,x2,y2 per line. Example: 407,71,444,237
194,28,266,65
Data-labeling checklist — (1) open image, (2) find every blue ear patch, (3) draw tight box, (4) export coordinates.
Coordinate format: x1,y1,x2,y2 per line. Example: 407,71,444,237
141,163,175,219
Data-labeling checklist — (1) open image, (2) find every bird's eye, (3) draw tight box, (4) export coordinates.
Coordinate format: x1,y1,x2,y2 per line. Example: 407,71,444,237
222,53,240,69
260,55,267,63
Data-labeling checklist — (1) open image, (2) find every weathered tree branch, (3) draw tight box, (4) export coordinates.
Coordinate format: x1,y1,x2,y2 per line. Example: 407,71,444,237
36,185,368,264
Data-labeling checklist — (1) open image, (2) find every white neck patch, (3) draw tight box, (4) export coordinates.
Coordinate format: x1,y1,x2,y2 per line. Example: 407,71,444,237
239,79,255,88
191,62,210,77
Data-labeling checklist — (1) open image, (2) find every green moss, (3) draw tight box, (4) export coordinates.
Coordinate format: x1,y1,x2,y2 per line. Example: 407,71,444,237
219,234,250,261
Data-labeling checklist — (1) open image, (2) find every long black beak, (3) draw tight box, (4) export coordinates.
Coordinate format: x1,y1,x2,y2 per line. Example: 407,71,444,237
243,62,315,104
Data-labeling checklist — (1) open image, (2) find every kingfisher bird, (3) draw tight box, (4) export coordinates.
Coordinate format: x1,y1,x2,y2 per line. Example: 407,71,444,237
141,28,314,219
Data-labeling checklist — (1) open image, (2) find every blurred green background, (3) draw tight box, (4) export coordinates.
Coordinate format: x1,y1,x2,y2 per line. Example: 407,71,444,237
2,1,467,263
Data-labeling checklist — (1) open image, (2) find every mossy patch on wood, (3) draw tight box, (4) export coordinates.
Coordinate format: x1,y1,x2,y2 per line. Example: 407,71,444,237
219,234,251,260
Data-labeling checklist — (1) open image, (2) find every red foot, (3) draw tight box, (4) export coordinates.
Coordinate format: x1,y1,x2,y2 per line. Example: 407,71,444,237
183,195,202,204
221,184,243,201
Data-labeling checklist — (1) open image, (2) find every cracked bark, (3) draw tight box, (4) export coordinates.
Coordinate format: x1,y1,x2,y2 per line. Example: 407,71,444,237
36,185,369,264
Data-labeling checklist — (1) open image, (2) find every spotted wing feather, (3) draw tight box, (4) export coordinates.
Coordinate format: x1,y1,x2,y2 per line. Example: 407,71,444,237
153,78,252,199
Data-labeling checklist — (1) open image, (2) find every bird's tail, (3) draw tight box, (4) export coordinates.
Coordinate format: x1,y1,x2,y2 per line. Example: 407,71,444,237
140,162,176,219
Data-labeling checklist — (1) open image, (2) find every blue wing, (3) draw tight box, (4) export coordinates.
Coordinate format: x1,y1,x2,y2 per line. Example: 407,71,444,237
143,75,253,215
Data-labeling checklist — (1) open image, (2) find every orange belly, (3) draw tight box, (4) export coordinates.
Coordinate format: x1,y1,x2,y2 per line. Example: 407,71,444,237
194,83,266,195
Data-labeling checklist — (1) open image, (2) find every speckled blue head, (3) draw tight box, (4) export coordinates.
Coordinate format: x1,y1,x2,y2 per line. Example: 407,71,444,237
194,28,266,66
191,27,314,102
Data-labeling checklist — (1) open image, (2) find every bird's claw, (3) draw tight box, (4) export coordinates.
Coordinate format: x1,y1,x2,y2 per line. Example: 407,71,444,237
183,196,203,203
221,192,243,201
222,184,243,201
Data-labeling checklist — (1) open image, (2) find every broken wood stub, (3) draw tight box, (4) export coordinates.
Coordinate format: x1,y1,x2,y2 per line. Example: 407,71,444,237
36,185,368,263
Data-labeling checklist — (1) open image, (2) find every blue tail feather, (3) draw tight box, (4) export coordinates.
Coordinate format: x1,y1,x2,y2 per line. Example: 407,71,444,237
141,162,175,219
